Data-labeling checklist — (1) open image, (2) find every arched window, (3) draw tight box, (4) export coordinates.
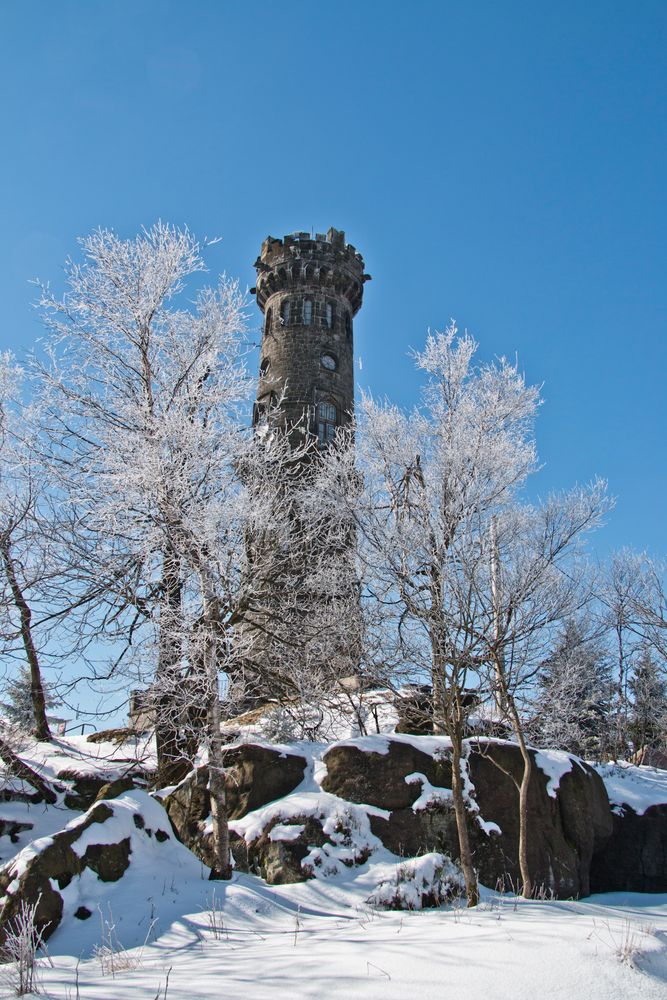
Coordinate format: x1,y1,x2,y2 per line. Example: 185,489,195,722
303,298,313,325
259,357,270,379
325,301,334,328
264,308,272,336
280,298,290,325
317,401,337,445
345,312,352,339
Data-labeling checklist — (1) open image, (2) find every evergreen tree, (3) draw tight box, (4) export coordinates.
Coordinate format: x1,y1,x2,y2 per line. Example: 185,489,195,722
533,620,613,760
628,646,667,752
1,664,56,730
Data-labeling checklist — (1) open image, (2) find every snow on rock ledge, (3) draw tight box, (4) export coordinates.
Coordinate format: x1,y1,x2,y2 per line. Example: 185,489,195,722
0,792,175,945
590,762,667,894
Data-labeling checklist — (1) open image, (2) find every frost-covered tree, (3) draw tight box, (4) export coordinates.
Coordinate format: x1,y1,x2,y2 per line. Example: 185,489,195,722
532,620,613,759
0,664,57,730
353,325,608,901
32,224,354,878
32,224,259,876
0,355,58,742
628,646,667,753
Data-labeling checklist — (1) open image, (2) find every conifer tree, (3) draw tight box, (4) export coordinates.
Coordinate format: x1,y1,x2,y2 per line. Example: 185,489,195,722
0,664,56,730
533,620,613,760
628,646,667,753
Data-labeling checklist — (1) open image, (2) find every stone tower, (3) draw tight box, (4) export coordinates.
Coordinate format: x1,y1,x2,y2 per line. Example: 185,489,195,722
233,229,369,709
251,228,370,440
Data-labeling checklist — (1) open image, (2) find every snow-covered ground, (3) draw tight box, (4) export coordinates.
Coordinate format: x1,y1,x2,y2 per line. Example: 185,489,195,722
1,735,667,999
22,873,667,999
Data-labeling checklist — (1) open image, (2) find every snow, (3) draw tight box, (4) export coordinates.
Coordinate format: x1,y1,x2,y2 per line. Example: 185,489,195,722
406,771,453,811
268,823,305,842
366,852,465,910
534,748,576,797
24,877,667,999
68,792,172,854
17,732,156,782
330,732,451,757
1,736,667,998
595,762,667,816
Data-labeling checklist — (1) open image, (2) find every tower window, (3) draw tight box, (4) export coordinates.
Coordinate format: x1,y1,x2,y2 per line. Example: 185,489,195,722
320,352,337,371
345,312,352,339
265,307,272,336
280,299,290,325
303,298,313,325
317,401,337,444
253,391,279,426
325,302,334,328
259,357,270,378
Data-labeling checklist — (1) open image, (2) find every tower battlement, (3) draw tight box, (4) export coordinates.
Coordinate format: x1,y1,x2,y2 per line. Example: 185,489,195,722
252,226,368,439
253,228,370,314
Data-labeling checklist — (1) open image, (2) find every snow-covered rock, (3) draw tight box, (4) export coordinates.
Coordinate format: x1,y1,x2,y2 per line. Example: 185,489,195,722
590,763,667,893
0,791,175,945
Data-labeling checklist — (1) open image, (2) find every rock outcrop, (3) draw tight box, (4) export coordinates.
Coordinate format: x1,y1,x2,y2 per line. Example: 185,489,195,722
590,803,667,894
322,737,612,898
466,743,612,897
0,792,173,945
163,743,308,870
1,734,664,936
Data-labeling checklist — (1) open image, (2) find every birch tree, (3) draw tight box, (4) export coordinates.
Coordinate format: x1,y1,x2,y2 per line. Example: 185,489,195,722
355,325,608,901
33,224,248,787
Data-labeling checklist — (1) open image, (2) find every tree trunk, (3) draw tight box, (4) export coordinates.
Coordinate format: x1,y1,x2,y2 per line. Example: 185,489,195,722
0,538,51,742
431,641,478,906
203,600,232,881
449,729,479,907
505,697,534,898
493,659,534,898
154,548,186,786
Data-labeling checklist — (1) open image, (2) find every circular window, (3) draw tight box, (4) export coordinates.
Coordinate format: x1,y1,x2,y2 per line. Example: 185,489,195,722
320,353,337,371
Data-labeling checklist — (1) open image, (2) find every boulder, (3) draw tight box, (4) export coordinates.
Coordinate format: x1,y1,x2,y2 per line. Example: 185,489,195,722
221,744,307,819
466,743,612,897
0,793,173,945
59,771,115,810
232,816,328,885
86,727,140,745
590,803,667,893
94,775,136,803
369,803,458,858
321,739,451,810
323,737,613,898
163,744,308,867
394,687,434,735
59,769,147,810
0,819,33,846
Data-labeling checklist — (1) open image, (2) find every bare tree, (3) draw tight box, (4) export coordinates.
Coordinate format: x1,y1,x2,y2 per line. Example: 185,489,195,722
0,355,55,742
32,224,248,793
351,325,609,901
473,490,608,895
351,325,544,905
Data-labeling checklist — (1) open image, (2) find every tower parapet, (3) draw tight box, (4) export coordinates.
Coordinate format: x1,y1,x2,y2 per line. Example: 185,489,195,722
251,228,370,440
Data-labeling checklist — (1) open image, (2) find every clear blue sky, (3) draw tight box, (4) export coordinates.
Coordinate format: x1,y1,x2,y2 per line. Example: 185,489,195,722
1,0,665,559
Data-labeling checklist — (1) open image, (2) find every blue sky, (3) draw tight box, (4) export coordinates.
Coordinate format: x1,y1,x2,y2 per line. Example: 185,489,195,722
1,0,665,559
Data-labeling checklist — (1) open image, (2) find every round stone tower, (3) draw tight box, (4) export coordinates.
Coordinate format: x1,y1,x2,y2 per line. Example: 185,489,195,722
251,228,370,441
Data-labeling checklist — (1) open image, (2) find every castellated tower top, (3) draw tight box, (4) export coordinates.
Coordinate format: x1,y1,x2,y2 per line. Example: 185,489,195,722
251,227,369,444
253,228,371,315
